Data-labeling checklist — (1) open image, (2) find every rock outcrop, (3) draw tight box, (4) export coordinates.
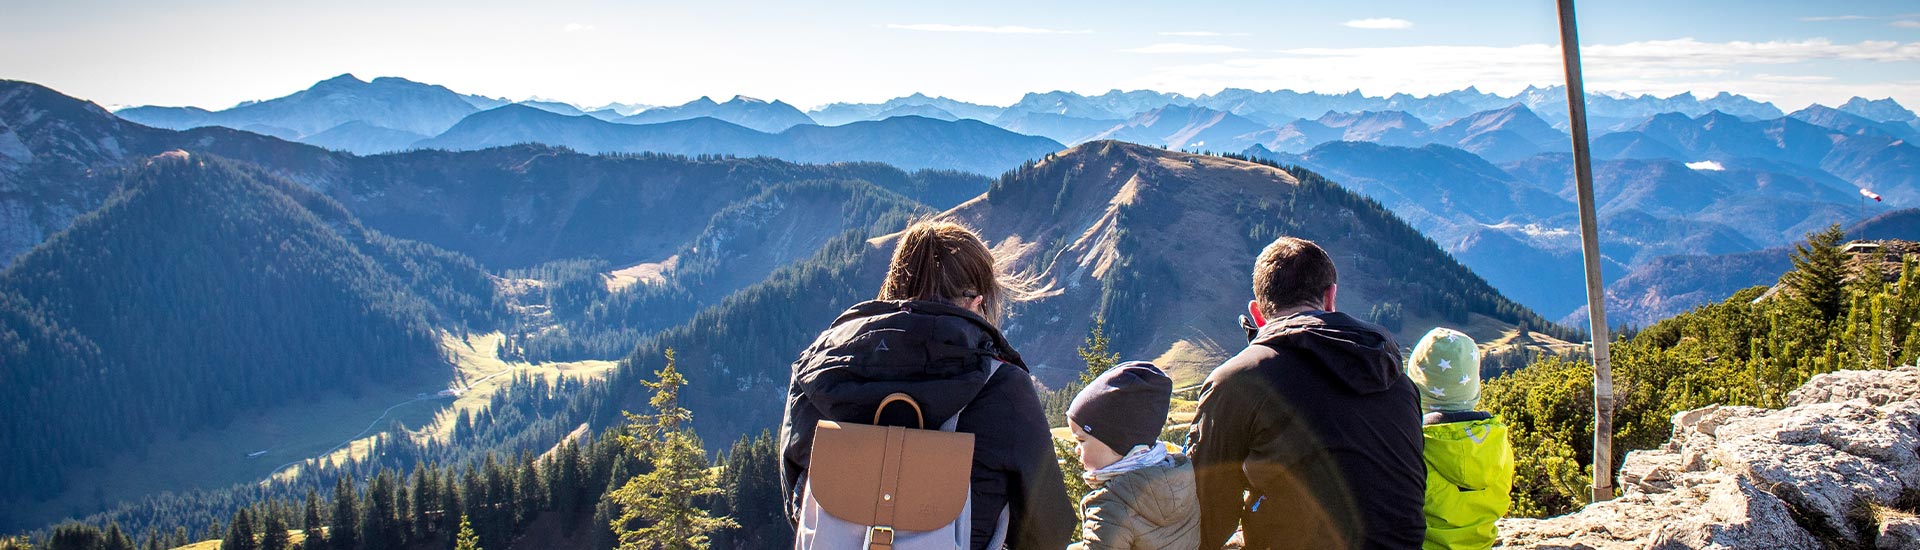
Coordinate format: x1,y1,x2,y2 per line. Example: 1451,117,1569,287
1497,366,1920,549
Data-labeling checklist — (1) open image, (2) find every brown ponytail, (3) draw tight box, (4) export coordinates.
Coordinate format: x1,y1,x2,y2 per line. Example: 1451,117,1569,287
879,220,1019,325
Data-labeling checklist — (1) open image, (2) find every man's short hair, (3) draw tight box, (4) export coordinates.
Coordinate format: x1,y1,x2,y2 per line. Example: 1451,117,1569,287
1253,237,1337,317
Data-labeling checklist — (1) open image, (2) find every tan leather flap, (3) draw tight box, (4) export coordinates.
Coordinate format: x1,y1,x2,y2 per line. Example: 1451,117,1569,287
810,420,974,530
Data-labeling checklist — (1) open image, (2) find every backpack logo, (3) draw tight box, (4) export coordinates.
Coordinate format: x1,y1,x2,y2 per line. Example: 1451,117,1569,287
875,339,891,352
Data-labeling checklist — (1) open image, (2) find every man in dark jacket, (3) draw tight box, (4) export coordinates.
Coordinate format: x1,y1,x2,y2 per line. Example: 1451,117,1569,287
780,300,1077,550
1188,237,1425,549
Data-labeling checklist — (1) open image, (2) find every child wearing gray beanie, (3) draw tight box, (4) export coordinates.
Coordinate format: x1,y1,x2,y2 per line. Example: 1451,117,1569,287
1064,361,1198,549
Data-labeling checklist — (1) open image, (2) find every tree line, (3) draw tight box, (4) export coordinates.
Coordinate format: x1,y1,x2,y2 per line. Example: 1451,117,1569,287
1484,226,1917,516
0,156,502,511
7,352,781,550
503,180,929,362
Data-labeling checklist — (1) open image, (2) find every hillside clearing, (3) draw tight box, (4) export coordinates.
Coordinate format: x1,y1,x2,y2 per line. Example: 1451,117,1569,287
273,332,615,480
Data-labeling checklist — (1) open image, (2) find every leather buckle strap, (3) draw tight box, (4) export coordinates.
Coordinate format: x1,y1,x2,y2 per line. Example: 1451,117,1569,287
864,526,895,550
866,427,905,549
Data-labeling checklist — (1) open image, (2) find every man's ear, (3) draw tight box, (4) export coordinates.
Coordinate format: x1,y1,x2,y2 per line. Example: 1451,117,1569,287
1323,284,1339,313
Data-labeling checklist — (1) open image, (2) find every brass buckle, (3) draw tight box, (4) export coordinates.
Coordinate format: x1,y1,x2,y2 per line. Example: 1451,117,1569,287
864,526,895,549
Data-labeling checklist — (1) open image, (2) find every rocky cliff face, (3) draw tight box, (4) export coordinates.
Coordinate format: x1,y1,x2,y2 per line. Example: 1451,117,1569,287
1497,366,1920,549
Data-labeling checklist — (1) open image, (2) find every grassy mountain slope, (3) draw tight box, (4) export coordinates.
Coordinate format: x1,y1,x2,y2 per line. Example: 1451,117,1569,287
0,152,499,528
601,141,1575,448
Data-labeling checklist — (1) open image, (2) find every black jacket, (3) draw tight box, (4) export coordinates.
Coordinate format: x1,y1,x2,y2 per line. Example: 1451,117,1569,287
779,300,1076,550
1187,311,1425,549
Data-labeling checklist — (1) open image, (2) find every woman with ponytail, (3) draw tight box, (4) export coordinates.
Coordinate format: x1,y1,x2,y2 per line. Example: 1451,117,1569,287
779,220,1076,550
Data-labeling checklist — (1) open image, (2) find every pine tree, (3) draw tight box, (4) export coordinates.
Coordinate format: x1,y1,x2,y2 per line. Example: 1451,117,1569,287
453,516,483,550
479,454,512,548
302,487,326,549
1055,438,1092,516
222,508,259,550
46,524,105,550
409,462,437,539
1787,224,1851,322
261,513,292,550
439,471,464,537
1076,318,1120,386
1053,319,1120,511
607,350,737,550
711,431,789,548
104,524,136,550
517,453,542,527
362,469,403,550
329,475,360,550
1043,319,1124,427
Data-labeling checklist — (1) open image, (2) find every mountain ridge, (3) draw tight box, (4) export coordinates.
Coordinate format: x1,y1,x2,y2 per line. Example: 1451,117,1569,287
604,139,1577,459
0,151,495,526
617,95,816,133
419,106,1063,175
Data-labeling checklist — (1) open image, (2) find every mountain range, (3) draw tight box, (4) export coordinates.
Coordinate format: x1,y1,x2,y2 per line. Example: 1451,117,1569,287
11,65,1920,541
1563,208,1920,328
615,95,814,132
1242,102,1919,319
0,78,1592,532
614,140,1578,446
114,74,1889,155
0,151,495,524
114,76,1060,175
82,74,1920,336
414,105,1061,175
0,80,1013,529
4,65,1916,546
808,92,1002,126
117,74,488,140
66,74,1920,332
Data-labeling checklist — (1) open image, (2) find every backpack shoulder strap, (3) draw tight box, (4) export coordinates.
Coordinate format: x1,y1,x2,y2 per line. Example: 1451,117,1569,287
939,360,1004,432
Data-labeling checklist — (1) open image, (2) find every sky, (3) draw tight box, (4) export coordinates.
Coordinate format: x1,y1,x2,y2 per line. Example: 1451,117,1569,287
2,0,1918,112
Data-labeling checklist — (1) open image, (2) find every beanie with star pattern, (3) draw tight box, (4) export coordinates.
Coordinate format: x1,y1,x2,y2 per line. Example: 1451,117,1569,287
1407,327,1481,412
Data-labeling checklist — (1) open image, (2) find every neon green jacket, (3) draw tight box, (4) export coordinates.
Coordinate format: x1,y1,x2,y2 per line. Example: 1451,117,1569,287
1420,415,1514,550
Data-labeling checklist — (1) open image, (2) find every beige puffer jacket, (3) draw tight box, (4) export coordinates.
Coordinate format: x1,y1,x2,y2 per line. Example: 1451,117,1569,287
1073,454,1200,550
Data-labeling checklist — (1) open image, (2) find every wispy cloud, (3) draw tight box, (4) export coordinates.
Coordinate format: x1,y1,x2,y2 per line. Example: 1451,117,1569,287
563,23,595,33
1158,31,1250,37
1343,18,1413,30
1125,38,1920,109
1753,74,1836,83
1581,38,1920,64
1800,13,1920,23
1895,20,1920,28
1122,43,1247,54
884,23,1092,35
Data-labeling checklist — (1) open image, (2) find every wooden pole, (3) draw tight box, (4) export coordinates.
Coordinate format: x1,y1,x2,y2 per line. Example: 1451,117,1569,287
1554,0,1616,503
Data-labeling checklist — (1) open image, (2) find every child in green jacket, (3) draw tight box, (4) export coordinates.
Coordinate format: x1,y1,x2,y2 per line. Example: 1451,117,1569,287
1407,327,1515,550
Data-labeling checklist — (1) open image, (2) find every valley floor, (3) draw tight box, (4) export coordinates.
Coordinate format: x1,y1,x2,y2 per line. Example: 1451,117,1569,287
6,333,613,531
